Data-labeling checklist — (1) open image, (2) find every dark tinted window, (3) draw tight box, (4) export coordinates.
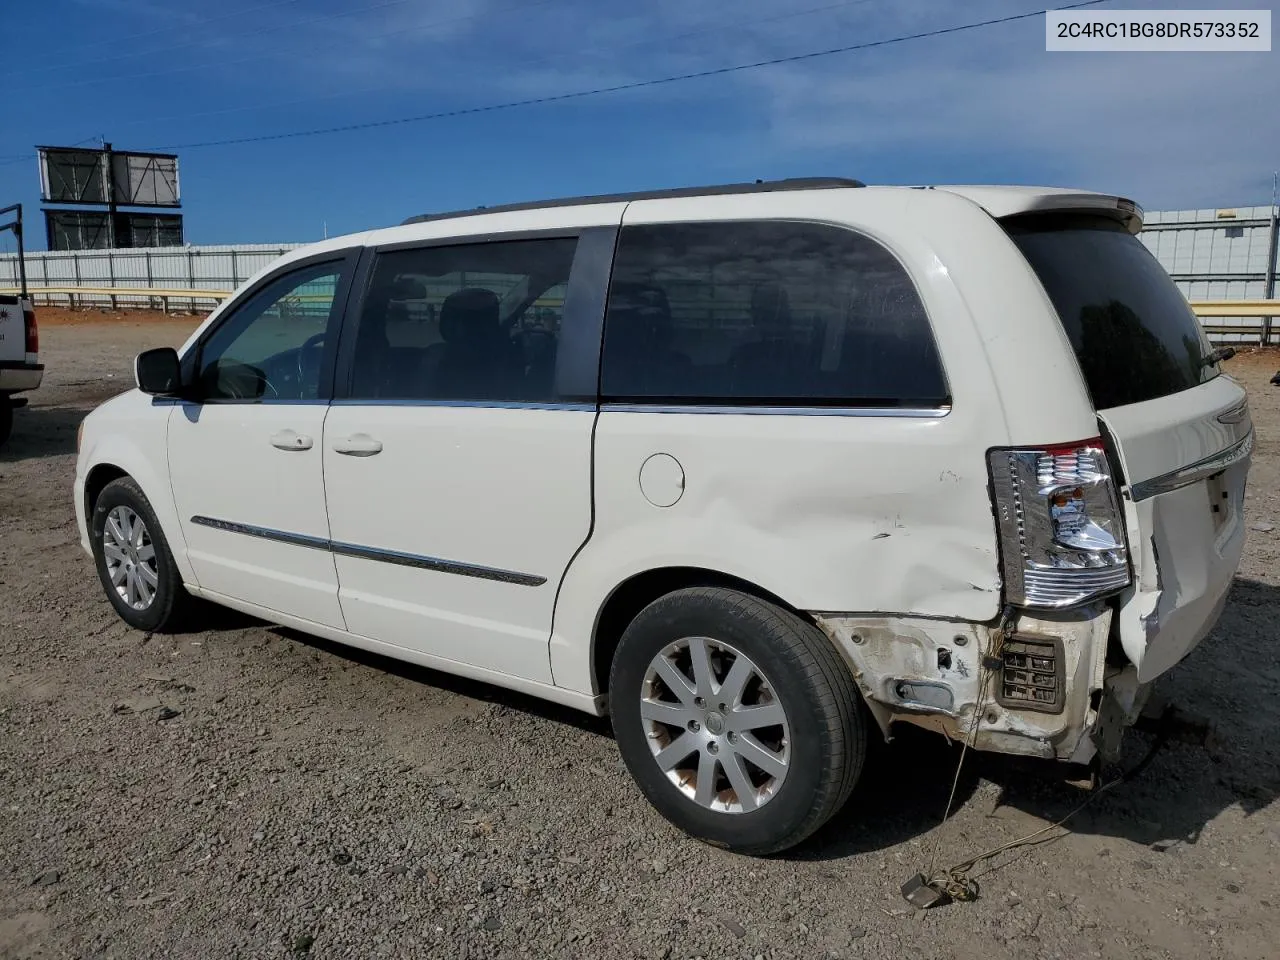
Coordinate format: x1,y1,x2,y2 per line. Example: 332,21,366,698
600,221,947,406
1006,214,1216,410
198,262,344,401
349,238,577,402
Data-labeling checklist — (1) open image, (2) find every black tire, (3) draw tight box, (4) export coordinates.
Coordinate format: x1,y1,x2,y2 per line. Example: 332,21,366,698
609,587,866,855
0,398,12,447
90,476,197,632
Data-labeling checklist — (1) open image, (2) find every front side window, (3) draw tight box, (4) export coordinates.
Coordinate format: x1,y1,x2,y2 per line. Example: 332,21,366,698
197,262,344,401
600,221,948,406
349,238,578,402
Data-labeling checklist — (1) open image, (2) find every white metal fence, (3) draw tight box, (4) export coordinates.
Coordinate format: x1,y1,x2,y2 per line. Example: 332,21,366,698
1138,204,1279,344
0,242,301,311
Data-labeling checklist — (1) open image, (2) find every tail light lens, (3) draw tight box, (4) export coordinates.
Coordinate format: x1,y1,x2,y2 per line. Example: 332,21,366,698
988,439,1130,609
23,305,38,355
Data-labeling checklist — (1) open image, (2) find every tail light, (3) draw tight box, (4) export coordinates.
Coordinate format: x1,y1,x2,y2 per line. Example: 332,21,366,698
23,305,38,355
988,438,1130,609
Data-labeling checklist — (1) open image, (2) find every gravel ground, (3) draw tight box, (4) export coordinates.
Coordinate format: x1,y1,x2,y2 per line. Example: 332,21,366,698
2,312,1279,960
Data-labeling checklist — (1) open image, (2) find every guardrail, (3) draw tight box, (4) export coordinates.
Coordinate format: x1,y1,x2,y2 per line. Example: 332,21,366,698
1185,299,1280,316
0,285,231,311
2,287,1277,344
1189,300,1278,345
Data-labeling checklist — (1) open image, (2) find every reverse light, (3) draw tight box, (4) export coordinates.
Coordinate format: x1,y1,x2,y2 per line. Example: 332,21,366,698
988,439,1130,609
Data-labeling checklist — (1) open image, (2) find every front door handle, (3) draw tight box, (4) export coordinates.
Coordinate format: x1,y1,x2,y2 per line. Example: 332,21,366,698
270,429,314,451
332,434,383,457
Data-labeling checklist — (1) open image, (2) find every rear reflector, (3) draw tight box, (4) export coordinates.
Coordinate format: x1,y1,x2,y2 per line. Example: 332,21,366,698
998,636,1064,713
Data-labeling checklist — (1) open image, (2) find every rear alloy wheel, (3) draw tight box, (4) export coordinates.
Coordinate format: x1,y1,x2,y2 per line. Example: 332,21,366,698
91,476,196,632
611,587,866,855
641,636,791,813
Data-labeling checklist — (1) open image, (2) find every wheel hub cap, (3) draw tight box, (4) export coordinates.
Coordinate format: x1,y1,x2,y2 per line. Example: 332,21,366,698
640,636,791,814
102,505,159,612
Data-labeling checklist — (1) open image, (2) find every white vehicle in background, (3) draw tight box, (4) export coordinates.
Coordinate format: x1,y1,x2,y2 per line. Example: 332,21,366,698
73,178,1252,855
0,204,41,446
0,293,41,446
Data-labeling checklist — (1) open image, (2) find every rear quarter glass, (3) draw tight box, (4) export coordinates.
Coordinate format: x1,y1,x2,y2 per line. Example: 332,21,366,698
599,220,950,407
1003,213,1215,411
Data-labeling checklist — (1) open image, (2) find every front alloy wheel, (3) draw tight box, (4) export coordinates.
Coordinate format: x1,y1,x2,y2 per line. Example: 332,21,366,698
90,476,197,633
102,505,159,611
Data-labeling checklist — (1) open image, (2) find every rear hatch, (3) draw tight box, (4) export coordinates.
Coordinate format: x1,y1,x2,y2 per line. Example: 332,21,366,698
1005,213,1252,682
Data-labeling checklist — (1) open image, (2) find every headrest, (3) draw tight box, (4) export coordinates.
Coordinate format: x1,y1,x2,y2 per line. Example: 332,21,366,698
751,284,791,327
440,288,500,344
388,276,427,301
610,282,670,319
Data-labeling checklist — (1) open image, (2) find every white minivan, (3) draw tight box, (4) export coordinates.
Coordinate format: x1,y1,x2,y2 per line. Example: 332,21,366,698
74,178,1252,854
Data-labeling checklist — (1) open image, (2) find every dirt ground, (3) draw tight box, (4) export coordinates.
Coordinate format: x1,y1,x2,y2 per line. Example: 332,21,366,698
2,314,1279,960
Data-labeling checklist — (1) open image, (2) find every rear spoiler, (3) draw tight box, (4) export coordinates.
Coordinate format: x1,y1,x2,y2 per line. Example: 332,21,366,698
933,187,1144,235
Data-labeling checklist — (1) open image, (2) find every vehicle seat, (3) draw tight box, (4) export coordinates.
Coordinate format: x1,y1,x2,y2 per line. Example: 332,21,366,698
729,284,813,396
430,288,522,400
351,299,395,398
605,283,693,396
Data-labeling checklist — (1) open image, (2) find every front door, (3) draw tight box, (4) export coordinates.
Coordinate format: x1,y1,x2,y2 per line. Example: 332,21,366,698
322,232,606,683
168,253,358,628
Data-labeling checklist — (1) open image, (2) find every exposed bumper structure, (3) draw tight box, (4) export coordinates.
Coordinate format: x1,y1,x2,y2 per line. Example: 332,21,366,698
814,607,1152,764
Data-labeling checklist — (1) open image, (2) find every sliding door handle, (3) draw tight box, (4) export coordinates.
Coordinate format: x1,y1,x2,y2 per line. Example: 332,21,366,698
332,434,383,457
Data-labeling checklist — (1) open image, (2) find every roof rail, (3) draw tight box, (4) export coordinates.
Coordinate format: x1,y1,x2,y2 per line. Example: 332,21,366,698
401,177,865,225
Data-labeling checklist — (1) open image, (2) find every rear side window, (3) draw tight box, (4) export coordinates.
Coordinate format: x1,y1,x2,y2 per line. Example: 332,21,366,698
600,221,948,407
1005,214,1215,410
348,238,577,403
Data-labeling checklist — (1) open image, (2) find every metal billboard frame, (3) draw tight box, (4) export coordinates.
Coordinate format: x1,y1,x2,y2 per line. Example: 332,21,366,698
36,145,181,208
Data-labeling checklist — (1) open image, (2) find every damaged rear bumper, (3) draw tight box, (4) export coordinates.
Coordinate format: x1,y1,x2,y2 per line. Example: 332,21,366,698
814,607,1151,764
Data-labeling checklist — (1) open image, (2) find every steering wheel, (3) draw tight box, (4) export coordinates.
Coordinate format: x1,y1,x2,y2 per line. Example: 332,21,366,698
213,360,278,400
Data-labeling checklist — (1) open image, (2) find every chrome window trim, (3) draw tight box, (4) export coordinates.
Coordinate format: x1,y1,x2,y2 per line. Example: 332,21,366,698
599,402,951,418
188,516,545,587
1129,430,1254,502
325,400,949,416
175,398,333,407
329,398,595,412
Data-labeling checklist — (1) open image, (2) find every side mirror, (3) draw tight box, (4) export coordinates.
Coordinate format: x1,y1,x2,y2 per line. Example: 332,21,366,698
135,347,183,396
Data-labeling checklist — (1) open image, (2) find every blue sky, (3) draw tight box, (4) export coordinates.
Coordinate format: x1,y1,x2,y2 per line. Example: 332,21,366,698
1,0,1276,248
